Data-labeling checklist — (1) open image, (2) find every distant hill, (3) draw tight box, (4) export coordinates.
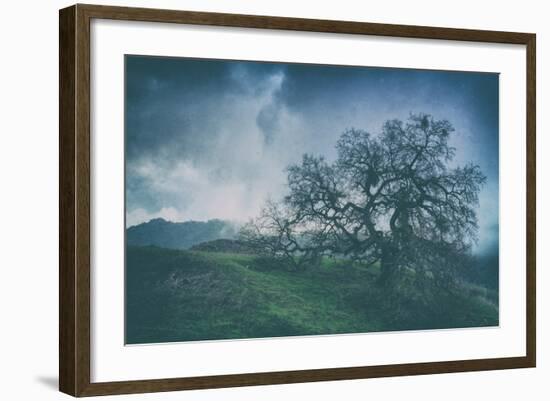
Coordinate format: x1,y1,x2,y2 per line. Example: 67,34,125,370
126,218,238,250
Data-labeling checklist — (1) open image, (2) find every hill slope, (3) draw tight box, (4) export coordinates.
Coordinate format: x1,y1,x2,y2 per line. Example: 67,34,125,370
189,238,256,253
126,218,237,250
126,246,498,344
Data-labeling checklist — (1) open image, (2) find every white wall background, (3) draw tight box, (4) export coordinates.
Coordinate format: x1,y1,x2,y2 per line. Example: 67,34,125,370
0,0,546,399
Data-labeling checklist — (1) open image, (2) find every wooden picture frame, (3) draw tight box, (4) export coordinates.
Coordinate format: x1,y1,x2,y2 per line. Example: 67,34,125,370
59,3,536,397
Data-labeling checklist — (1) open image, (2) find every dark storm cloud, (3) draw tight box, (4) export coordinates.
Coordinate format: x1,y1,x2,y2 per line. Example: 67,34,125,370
125,55,499,253
126,56,238,161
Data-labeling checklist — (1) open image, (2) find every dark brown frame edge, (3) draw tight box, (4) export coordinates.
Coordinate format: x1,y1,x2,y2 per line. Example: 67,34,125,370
59,3,536,397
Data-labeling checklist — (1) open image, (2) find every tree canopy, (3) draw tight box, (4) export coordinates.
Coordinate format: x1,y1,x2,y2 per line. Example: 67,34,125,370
240,113,486,288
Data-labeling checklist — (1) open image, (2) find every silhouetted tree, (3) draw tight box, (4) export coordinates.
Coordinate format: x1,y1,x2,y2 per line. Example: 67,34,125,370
240,114,485,288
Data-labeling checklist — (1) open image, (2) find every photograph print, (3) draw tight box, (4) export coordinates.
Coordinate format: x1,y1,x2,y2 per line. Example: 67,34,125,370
125,55,499,345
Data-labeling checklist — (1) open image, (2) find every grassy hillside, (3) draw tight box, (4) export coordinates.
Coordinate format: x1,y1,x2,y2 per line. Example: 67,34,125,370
126,245,498,344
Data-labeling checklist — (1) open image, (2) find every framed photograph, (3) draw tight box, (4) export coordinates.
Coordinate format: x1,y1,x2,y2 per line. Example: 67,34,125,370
59,4,536,397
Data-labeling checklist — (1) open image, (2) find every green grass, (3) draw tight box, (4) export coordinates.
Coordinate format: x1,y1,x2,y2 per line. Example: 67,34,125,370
125,246,498,344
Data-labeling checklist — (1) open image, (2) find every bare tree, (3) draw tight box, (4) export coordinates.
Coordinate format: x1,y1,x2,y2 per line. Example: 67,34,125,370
240,113,486,288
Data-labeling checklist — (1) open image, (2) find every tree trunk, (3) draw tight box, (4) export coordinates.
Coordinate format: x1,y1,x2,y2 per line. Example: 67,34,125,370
378,244,398,288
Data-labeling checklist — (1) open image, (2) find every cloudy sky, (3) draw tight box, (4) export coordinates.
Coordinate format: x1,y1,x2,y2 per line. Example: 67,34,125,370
125,55,499,253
